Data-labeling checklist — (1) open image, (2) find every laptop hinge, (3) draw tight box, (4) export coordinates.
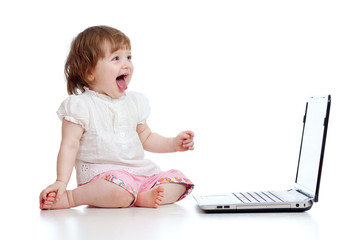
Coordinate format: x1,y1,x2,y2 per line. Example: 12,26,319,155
295,188,313,199
294,182,315,198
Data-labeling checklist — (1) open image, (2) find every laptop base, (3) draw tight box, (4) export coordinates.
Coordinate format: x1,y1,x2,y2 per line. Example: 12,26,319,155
193,189,314,213
197,204,313,213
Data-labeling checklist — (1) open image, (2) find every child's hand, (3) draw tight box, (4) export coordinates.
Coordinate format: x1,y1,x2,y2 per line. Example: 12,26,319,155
174,130,195,152
39,180,67,209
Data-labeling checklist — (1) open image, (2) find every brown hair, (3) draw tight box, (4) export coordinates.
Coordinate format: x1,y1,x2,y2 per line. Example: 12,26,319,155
64,26,131,95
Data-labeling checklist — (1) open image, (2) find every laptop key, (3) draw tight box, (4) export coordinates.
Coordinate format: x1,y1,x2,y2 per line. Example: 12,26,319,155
234,192,251,203
243,192,260,203
259,191,276,202
267,191,284,202
249,192,266,203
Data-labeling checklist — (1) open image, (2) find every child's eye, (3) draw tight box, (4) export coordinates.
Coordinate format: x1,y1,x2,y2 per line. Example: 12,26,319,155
127,55,132,61
112,56,119,61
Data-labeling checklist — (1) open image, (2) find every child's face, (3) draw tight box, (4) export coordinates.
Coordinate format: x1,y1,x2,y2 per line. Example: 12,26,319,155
88,43,133,98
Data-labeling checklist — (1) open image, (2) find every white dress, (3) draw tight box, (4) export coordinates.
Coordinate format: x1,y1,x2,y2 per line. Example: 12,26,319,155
57,88,161,185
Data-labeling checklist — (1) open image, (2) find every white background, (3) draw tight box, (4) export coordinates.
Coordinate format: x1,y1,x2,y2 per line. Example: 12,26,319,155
0,0,359,239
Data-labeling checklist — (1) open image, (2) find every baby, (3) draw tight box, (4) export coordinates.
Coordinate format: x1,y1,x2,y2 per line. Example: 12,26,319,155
39,26,194,210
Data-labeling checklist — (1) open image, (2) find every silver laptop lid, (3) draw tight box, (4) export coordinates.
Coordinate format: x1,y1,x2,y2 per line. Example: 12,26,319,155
294,95,331,202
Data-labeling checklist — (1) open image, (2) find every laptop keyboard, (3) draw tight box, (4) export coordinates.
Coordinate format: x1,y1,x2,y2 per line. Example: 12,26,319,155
234,191,284,203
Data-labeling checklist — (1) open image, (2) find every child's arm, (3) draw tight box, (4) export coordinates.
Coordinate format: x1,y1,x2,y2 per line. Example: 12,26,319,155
137,122,194,153
40,119,84,203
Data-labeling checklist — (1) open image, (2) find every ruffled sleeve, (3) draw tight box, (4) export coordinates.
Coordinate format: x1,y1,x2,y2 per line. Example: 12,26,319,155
128,92,151,124
56,95,90,130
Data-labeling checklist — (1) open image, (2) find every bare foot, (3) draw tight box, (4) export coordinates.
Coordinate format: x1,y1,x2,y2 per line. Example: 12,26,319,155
135,185,164,208
41,191,73,210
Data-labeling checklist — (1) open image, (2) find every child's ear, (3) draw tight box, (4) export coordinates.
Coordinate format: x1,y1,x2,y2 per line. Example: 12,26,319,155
87,75,95,82
87,70,95,82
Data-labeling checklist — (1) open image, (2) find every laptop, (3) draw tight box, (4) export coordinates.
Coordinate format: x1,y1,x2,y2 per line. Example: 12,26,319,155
194,95,331,212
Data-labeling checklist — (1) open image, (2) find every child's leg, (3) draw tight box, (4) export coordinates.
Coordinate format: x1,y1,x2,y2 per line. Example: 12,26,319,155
160,183,187,205
134,169,194,208
134,183,186,208
72,179,135,208
42,179,134,210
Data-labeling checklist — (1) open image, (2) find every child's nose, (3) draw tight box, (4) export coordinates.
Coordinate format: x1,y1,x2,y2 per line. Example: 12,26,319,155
120,59,130,69
121,63,128,69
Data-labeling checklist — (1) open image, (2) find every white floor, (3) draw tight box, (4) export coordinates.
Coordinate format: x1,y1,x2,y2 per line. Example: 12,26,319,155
2,191,358,240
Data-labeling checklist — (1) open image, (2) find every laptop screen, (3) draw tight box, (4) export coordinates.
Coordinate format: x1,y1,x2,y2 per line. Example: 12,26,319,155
295,95,331,202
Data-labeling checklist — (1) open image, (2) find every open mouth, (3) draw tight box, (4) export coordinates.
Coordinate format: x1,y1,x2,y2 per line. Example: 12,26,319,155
116,74,128,90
